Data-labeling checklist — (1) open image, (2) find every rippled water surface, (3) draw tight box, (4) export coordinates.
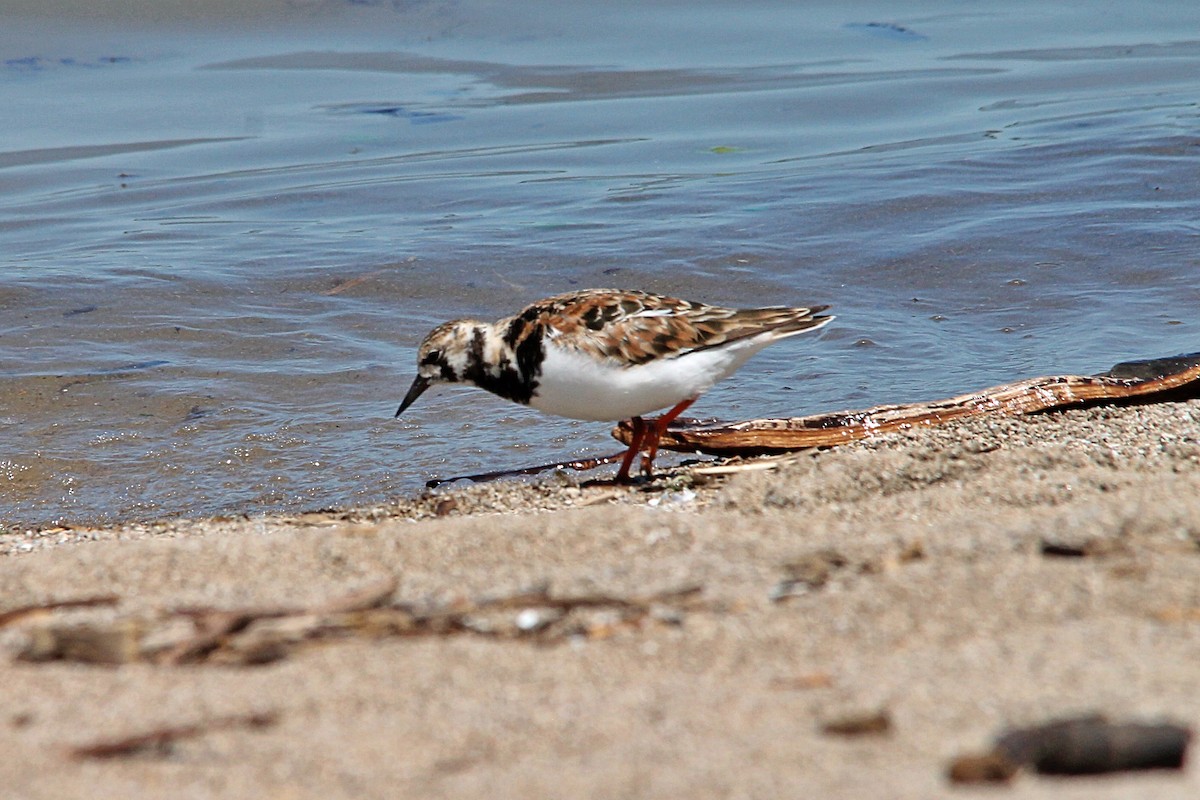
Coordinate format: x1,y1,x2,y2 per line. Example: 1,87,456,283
2,1,1198,527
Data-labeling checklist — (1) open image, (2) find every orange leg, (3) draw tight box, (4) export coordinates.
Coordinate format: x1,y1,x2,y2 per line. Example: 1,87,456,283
615,416,649,483
640,396,697,477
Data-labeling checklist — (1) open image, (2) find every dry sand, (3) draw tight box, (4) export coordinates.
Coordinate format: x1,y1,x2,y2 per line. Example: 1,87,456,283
2,399,1200,799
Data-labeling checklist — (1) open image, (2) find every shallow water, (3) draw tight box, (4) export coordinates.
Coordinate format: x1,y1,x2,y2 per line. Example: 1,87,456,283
2,1,1198,527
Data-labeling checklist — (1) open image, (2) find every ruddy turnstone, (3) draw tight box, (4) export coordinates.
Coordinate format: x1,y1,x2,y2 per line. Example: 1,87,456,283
396,288,833,482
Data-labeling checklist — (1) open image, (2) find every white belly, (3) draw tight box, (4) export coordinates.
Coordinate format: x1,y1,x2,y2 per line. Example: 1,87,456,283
527,339,771,421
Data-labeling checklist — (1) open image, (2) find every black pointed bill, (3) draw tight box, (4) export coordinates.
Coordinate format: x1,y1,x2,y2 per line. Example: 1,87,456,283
395,375,432,417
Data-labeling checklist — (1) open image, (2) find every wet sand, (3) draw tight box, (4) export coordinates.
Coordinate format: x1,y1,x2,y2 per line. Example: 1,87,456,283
2,399,1200,798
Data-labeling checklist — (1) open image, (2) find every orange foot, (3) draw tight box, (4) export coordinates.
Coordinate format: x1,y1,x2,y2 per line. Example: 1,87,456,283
614,396,697,483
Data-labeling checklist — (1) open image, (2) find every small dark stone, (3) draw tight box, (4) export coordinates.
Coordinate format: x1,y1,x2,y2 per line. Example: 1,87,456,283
995,715,1192,775
771,549,850,600
946,752,1019,784
821,709,892,737
1040,541,1088,558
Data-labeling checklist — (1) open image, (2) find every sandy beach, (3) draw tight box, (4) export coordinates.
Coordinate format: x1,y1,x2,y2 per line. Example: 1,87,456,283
1,397,1198,798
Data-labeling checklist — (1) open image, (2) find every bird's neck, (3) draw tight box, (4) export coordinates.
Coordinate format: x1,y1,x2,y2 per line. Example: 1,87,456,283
459,323,539,405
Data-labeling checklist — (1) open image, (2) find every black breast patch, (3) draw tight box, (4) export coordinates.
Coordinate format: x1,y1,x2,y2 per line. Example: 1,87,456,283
464,325,540,405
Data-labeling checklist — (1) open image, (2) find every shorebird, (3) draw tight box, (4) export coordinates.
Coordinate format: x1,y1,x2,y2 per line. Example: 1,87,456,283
397,288,832,482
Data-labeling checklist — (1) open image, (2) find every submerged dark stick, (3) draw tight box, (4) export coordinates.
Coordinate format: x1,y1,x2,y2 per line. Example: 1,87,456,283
425,451,629,489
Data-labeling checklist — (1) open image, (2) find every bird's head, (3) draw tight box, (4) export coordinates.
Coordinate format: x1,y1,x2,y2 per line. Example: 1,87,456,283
395,319,481,416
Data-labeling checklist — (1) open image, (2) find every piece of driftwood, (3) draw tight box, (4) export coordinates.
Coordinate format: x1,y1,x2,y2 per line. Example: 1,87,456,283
69,711,278,760
615,352,1200,455
19,619,143,665
12,578,706,667
158,581,704,663
156,576,400,665
0,595,119,628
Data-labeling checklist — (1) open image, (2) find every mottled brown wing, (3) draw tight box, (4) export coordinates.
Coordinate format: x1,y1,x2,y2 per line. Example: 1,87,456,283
504,289,829,366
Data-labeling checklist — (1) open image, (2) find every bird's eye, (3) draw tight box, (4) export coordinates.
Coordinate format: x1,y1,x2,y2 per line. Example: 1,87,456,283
421,350,443,366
